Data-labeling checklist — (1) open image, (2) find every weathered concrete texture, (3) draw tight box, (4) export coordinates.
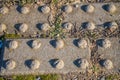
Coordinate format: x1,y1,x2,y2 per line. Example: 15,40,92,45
0,5,51,35
97,38,120,73
63,3,120,30
0,38,91,75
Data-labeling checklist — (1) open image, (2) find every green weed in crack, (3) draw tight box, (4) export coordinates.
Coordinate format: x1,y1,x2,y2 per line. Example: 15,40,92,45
49,16,65,39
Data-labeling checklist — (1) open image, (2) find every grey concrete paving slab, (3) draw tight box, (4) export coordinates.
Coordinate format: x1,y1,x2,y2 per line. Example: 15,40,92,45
0,38,91,75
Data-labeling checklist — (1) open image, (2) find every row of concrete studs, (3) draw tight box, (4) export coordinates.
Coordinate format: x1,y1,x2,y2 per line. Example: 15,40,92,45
0,21,118,33
8,38,111,50
5,58,113,70
0,4,117,14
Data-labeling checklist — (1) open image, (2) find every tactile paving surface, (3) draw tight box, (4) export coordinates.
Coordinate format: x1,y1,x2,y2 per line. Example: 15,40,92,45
0,38,90,75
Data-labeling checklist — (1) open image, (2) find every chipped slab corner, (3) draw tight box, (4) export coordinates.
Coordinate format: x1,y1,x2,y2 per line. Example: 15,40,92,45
0,38,91,75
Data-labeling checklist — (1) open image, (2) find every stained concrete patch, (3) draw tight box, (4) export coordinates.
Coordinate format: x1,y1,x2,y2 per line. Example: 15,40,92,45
0,38,90,75
96,38,120,72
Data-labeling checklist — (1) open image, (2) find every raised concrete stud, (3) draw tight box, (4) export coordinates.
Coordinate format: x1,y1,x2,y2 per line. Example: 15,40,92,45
5,59,16,70
53,59,64,69
102,39,111,48
83,4,95,13
20,6,30,14
76,58,89,69
85,22,95,30
55,39,64,49
77,39,87,49
102,59,113,69
106,22,118,32
29,59,40,70
40,23,50,31
40,5,50,14
19,23,28,32
9,40,18,49
62,22,73,31
103,4,116,13
0,7,9,14
62,5,73,13
31,40,41,49
0,23,7,32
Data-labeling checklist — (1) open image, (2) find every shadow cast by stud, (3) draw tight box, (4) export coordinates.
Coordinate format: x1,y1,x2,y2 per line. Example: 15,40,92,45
38,6,43,13
49,59,58,68
99,59,106,67
96,39,104,47
81,22,88,29
24,59,33,69
14,23,21,31
26,40,33,48
49,40,56,48
81,5,88,12
102,4,109,12
73,39,79,47
73,58,81,67
36,23,42,30
16,6,22,13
